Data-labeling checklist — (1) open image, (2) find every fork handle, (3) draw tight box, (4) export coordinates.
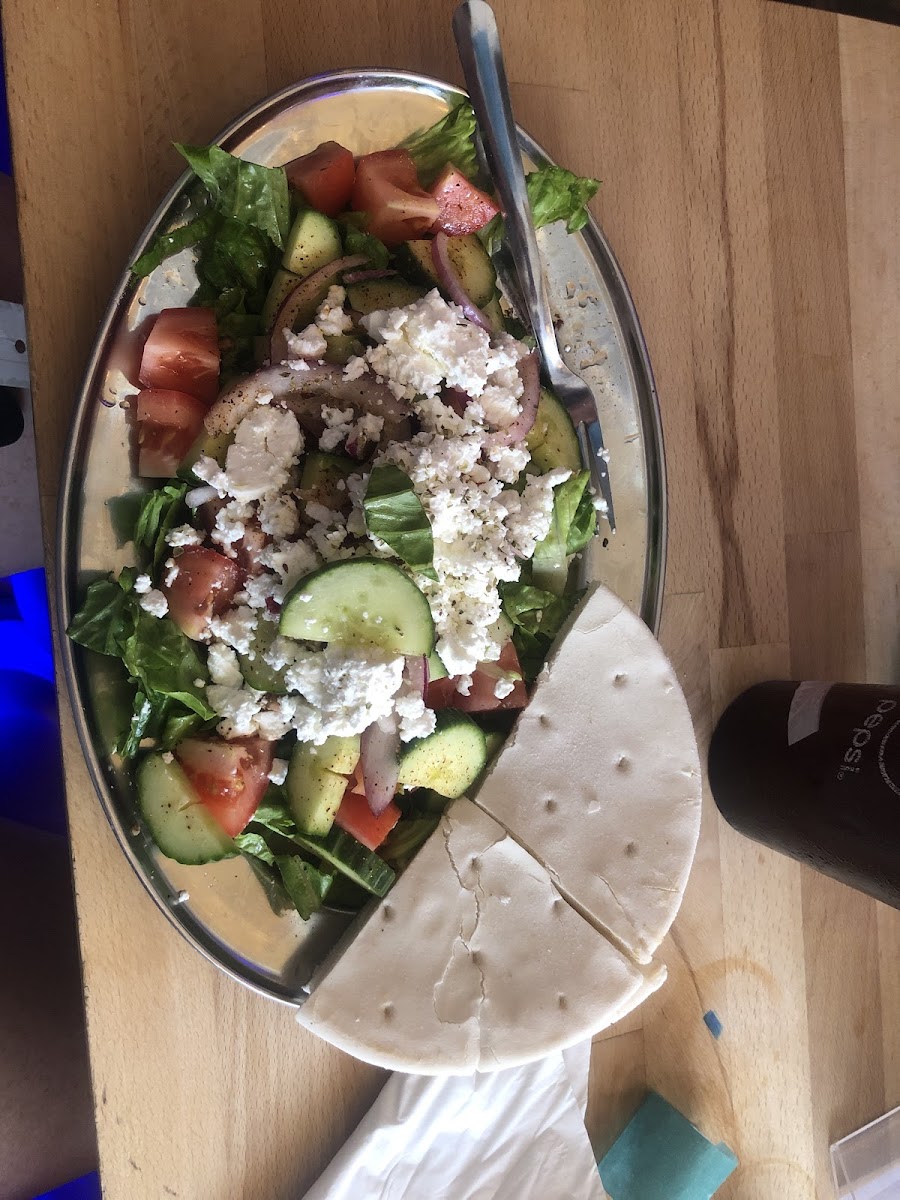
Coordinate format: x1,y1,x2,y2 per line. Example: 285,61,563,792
452,1,562,371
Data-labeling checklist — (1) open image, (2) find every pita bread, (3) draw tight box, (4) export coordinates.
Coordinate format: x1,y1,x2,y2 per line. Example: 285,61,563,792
473,584,702,963
297,798,664,1074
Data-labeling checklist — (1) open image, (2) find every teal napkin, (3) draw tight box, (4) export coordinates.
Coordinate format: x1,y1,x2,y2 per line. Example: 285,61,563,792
598,1091,738,1200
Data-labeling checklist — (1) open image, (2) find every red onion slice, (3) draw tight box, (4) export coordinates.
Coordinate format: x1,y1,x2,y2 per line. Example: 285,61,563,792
342,268,398,285
431,232,492,332
360,714,401,816
268,254,367,365
442,386,472,417
404,655,428,699
486,351,541,446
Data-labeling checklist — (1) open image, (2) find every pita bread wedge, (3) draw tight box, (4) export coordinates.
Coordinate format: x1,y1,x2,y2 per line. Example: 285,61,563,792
296,798,664,1074
473,584,702,964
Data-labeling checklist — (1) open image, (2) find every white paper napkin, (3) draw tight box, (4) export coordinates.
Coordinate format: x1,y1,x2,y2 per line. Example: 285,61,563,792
301,1040,607,1200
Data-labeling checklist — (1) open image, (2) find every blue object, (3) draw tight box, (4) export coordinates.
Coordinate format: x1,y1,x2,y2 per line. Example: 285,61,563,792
0,569,65,834
599,1091,738,1200
34,1172,102,1200
703,1009,723,1039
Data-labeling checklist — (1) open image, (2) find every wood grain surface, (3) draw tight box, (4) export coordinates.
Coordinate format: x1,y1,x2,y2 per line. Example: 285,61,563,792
3,2,898,1197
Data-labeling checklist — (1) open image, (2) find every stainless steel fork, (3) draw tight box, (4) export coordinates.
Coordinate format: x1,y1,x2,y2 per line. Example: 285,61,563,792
453,0,616,531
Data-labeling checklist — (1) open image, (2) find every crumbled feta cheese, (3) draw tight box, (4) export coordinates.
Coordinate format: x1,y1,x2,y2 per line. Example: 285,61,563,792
255,389,274,406
207,684,265,738
207,642,244,688
456,674,473,697
286,323,327,360
343,355,368,381
208,606,258,656
211,500,253,548
255,700,296,741
362,291,526,416
268,758,289,786
192,455,229,498
352,412,384,448
319,405,355,453
242,571,279,610
493,676,516,700
166,524,204,548
260,539,319,591
220,407,303,504
305,500,341,527
258,494,299,538
315,285,353,337
163,557,180,588
394,681,437,742
161,751,174,764
138,589,168,618
133,574,152,594
284,644,404,743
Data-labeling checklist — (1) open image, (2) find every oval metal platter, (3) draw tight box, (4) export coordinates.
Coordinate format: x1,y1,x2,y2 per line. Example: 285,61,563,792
57,70,666,1005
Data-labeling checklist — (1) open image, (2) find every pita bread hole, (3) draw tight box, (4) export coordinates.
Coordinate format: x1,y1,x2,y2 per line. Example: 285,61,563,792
382,905,394,921
382,1003,394,1020
613,671,627,686
538,713,551,728
625,841,638,857
558,993,567,1009
544,797,557,812
616,754,631,772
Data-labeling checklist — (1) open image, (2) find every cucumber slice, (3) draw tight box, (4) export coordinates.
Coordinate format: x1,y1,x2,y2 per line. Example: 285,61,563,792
426,648,448,682
323,334,365,365
287,742,349,837
482,295,505,334
396,710,487,798
286,735,359,837
346,277,426,315
280,558,435,656
178,426,233,480
136,754,236,865
298,452,356,510
238,621,289,694
262,267,302,330
315,734,361,774
282,209,342,277
526,387,582,474
397,235,497,308
287,826,395,897
484,729,505,761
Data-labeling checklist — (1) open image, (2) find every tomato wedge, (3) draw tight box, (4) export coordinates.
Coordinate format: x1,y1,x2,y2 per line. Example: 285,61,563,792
164,546,243,640
351,149,441,246
175,736,273,837
429,165,500,236
284,141,356,217
135,388,208,478
333,789,401,851
139,307,220,404
427,640,528,712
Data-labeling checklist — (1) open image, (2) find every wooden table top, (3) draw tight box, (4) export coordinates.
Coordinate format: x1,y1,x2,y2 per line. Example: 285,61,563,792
4,2,898,1196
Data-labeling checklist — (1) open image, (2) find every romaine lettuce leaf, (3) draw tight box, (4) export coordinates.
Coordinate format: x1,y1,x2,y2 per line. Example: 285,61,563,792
530,471,597,595
273,855,333,920
175,144,290,249
338,215,390,270
363,464,438,580
132,143,290,374
67,573,137,657
400,99,480,187
133,483,188,574
480,166,601,254
122,608,213,719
